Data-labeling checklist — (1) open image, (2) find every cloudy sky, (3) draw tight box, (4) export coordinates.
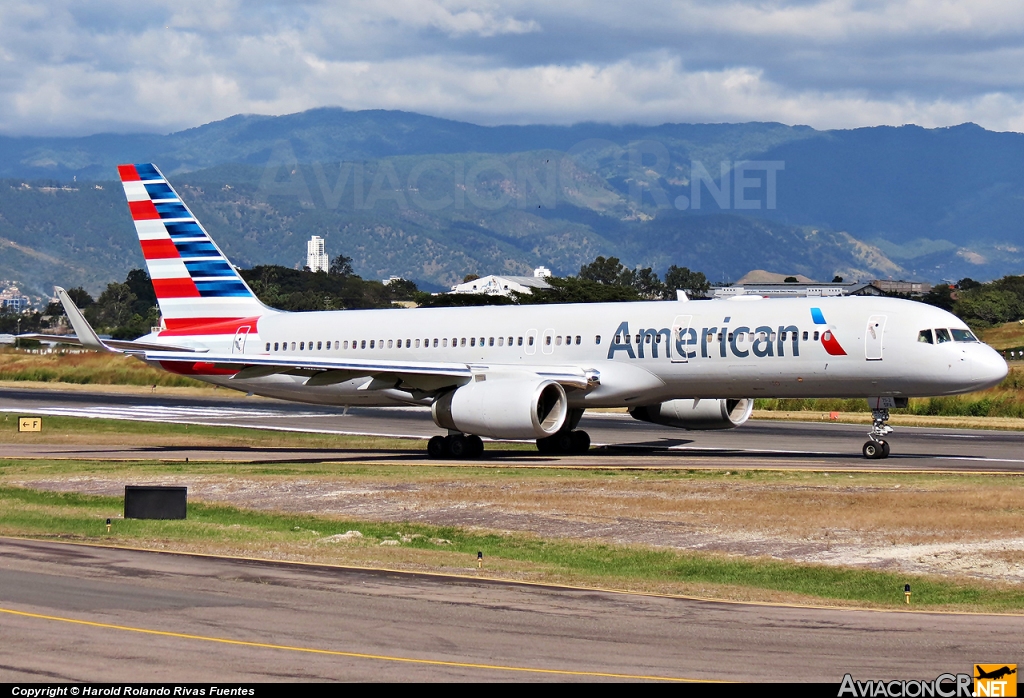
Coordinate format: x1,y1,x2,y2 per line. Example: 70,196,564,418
2,0,1023,136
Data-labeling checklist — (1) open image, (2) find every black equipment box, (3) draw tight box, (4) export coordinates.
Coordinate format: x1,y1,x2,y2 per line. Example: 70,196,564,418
124,486,187,520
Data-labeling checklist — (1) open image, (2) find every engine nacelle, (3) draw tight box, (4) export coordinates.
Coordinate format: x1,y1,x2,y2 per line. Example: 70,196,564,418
432,377,568,440
629,398,753,430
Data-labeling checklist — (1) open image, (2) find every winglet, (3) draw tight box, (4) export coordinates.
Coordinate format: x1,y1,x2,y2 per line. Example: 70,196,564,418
55,286,112,352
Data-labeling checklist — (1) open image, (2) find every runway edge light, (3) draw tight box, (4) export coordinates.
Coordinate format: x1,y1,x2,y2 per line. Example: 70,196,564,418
478,551,483,569
904,583,911,604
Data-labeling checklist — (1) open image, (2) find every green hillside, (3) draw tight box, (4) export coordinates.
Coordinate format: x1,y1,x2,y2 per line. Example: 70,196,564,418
0,160,905,299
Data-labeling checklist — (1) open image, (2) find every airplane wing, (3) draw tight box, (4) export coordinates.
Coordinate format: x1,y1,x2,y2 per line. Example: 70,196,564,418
137,349,598,391
17,333,205,353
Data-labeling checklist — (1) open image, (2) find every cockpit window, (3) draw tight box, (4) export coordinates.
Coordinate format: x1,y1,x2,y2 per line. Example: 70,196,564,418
935,328,952,343
918,329,933,344
951,328,978,342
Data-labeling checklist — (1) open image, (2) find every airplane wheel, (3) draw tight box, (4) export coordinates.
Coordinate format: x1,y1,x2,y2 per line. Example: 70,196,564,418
446,434,468,459
553,432,574,454
880,441,890,459
536,436,555,454
570,430,591,453
427,435,446,459
863,441,883,459
466,435,484,459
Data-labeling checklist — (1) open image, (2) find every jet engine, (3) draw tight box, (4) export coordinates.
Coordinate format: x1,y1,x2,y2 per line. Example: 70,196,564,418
629,398,753,430
431,376,568,440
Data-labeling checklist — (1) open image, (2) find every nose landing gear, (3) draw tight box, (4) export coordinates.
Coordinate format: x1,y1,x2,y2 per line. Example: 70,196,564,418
862,408,893,459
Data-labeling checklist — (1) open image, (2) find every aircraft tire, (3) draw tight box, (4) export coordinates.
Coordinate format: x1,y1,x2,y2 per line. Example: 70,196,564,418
446,434,468,459
862,441,884,459
466,435,484,459
427,435,446,459
553,432,574,453
570,430,591,453
880,440,890,458
536,436,555,454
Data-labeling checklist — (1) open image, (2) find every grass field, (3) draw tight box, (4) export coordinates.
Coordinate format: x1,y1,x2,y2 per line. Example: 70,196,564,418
3,483,1024,612
0,348,209,388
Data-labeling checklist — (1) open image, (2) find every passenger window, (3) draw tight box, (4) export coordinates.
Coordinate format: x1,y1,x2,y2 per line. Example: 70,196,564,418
576,335,581,345
434,339,439,347
265,342,270,351
595,335,601,344
343,341,348,349
317,341,322,350
545,335,552,345
918,329,934,344
528,336,535,346
614,334,620,343
388,340,393,348
471,337,476,347
507,336,513,345
646,334,652,344
370,340,375,349
274,342,279,351
555,336,562,346
360,340,366,349
300,341,305,350
951,329,977,342
802,331,808,340
489,337,494,346
461,338,466,347
334,341,339,349
415,339,420,348
813,331,819,341
518,337,523,346
935,328,952,343
498,337,504,346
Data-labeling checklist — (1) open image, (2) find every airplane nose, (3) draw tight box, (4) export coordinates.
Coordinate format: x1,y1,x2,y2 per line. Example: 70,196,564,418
971,346,1009,388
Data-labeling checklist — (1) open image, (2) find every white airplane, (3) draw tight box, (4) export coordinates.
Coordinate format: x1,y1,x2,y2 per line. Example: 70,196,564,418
28,163,1009,460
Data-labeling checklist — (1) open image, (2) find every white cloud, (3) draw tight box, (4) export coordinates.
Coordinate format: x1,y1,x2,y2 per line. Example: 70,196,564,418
0,1,1022,135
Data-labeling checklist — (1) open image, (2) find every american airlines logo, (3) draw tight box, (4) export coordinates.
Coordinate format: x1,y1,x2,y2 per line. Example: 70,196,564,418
607,308,846,361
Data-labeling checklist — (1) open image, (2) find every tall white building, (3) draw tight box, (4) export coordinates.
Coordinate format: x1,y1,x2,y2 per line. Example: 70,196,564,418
306,236,329,273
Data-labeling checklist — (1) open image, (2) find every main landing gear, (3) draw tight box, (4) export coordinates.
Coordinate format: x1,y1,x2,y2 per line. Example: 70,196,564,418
862,408,894,459
536,430,591,455
427,433,484,460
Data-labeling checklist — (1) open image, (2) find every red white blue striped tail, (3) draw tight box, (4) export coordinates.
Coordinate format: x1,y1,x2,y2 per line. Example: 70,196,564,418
119,163,270,330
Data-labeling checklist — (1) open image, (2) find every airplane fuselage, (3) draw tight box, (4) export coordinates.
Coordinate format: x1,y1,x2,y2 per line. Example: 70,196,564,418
148,295,1008,408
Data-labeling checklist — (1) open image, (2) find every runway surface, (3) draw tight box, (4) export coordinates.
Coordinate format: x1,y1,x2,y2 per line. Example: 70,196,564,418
0,537,1018,682
2,387,1024,471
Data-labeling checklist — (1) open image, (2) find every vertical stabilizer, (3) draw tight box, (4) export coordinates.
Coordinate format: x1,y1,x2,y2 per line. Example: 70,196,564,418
118,163,270,329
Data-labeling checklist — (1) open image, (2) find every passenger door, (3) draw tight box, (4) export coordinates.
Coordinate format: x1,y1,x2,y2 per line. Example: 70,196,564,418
671,315,693,363
865,315,886,360
232,325,250,354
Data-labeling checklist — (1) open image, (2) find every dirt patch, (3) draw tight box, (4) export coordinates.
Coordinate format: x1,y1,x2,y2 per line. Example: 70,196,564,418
18,470,1024,585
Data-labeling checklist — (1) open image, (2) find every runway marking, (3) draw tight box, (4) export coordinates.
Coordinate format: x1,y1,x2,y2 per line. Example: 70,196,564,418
0,606,711,682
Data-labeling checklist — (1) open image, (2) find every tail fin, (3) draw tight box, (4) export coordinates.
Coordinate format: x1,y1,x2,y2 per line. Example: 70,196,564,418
118,163,270,330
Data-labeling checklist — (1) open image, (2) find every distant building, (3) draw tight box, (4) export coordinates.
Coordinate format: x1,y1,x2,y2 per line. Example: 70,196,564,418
869,280,932,295
382,276,402,286
450,274,553,297
0,284,30,312
713,282,885,299
533,266,552,278
306,236,328,273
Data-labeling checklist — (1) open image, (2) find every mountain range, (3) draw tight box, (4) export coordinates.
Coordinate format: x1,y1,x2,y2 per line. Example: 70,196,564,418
1,108,1022,299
